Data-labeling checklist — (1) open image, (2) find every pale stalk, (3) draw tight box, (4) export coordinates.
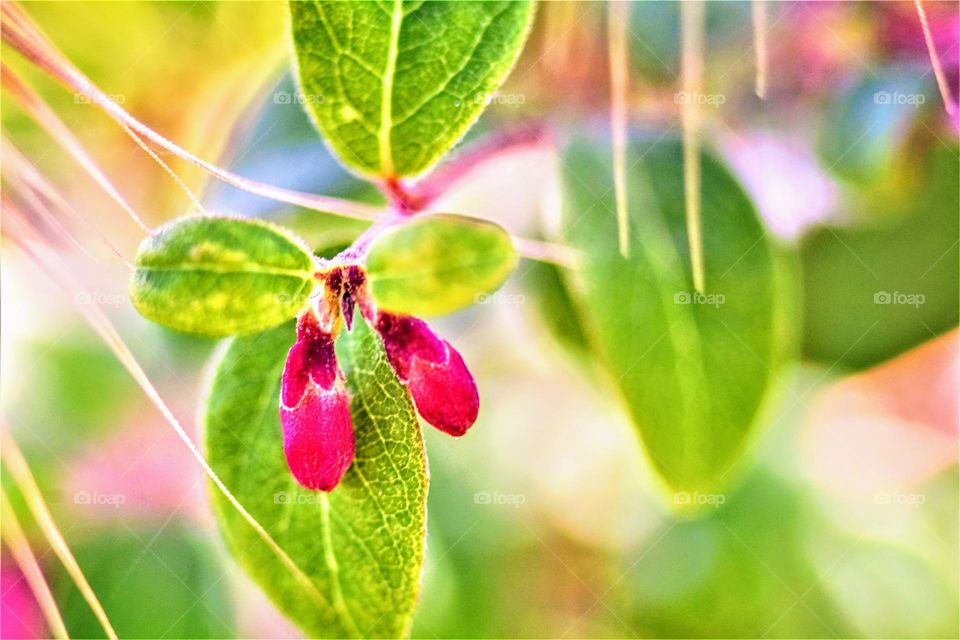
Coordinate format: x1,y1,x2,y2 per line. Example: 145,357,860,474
608,0,631,258
2,208,332,613
752,0,768,99
1,63,150,233
681,0,706,293
0,490,70,639
1,432,118,640
915,0,957,116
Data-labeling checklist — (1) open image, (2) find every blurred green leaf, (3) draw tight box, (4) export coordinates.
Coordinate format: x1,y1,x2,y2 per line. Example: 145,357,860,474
16,336,136,442
559,136,795,494
818,71,933,185
204,316,426,638
519,259,589,356
621,472,851,637
52,526,234,639
289,0,535,178
366,214,517,317
801,143,959,370
130,216,316,337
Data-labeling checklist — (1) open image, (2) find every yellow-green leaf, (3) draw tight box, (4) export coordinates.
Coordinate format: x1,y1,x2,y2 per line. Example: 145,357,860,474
130,216,316,337
365,214,517,317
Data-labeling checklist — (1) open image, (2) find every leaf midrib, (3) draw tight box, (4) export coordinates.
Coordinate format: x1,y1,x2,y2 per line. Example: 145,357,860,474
379,0,403,177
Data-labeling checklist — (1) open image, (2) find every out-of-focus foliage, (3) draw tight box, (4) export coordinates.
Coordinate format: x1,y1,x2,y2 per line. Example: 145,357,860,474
801,143,959,370
51,526,234,639
559,136,795,495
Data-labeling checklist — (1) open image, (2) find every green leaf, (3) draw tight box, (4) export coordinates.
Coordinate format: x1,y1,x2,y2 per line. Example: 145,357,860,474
130,216,316,337
801,142,959,370
519,258,589,356
366,214,517,317
289,0,535,178
622,471,852,637
559,136,795,494
53,526,234,639
204,316,427,639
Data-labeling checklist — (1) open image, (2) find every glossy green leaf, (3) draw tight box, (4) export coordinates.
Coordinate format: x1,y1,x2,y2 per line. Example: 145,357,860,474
204,316,427,639
289,0,535,178
130,216,316,337
801,143,959,370
559,136,795,494
366,214,517,317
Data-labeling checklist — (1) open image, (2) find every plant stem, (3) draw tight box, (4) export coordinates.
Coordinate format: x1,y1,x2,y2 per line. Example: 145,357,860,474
0,3,382,221
752,0,768,100
0,490,70,639
915,0,957,116
2,431,118,640
681,0,706,294
608,0,631,258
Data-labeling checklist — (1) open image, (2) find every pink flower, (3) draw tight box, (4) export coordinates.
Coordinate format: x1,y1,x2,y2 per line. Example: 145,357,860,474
279,311,354,491
277,265,481,492
374,312,479,436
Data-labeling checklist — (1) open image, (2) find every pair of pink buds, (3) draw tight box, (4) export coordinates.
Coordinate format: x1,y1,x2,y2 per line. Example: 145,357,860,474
278,266,479,491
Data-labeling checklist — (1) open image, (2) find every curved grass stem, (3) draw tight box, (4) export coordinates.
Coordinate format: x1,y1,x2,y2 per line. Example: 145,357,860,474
1,432,117,640
0,489,70,639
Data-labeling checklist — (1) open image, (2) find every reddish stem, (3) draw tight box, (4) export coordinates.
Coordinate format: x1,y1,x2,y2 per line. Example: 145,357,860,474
407,122,552,210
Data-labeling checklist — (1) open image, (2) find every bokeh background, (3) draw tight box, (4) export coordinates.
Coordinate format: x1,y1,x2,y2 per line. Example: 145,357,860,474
2,2,958,638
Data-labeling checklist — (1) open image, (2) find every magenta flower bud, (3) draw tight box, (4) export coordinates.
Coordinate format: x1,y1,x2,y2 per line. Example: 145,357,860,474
279,312,354,491
375,313,479,436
